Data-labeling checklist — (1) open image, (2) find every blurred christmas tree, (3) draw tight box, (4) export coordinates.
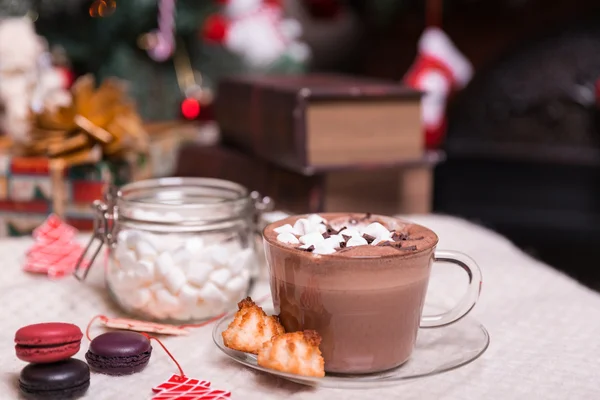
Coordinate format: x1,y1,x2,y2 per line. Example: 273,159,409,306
4,0,310,121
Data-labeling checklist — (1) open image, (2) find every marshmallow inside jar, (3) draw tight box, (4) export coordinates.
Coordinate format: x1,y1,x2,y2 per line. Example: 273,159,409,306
103,177,261,323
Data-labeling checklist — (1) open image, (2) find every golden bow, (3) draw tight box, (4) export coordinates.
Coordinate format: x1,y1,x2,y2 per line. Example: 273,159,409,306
17,74,148,163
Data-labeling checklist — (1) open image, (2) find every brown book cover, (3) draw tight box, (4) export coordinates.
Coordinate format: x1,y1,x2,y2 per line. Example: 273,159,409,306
216,74,423,174
176,143,442,215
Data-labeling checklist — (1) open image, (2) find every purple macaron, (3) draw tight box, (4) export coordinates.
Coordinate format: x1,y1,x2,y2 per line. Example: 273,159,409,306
85,331,152,375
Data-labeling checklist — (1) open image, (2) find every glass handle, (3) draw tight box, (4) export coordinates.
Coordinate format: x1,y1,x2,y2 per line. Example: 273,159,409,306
420,250,482,328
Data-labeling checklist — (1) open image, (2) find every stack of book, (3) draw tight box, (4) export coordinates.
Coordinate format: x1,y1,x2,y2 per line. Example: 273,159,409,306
177,74,442,215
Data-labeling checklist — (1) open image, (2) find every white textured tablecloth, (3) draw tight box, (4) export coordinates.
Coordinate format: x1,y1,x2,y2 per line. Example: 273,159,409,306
1,215,599,400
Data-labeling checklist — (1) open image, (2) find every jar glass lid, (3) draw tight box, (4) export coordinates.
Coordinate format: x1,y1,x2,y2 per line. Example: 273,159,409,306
117,177,252,226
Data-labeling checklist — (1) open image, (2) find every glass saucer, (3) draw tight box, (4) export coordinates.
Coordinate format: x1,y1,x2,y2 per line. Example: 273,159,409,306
212,306,490,389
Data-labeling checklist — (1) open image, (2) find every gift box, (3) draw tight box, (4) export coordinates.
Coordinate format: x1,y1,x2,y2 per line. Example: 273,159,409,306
0,154,137,235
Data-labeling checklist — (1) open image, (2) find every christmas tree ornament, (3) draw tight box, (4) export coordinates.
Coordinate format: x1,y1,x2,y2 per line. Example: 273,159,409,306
403,0,473,149
173,40,213,120
143,0,177,62
23,215,90,279
202,0,310,68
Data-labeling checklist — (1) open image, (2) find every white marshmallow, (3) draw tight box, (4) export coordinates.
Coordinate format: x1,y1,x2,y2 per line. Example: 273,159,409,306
163,267,187,294
128,288,152,309
313,242,336,255
177,284,201,307
185,237,205,255
274,224,296,234
307,214,326,224
153,287,181,313
299,232,325,246
155,252,175,278
210,269,231,287
171,247,191,271
117,249,137,270
145,299,168,320
157,236,184,253
227,248,254,275
362,222,391,238
210,245,230,266
277,232,300,244
323,235,343,249
134,260,155,284
198,282,228,304
346,236,368,247
225,275,248,295
372,233,393,246
113,270,141,291
339,228,361,239
124,230,143,249
187,262,213,286
293,218,312,235
134,239,157,262
316,223,327,234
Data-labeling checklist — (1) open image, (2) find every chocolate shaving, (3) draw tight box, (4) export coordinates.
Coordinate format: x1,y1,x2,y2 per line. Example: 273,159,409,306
339,241,347,249
377,241,395,247
391,231,409,241
322,232,331,239
362,234,375,244
299,245,315,252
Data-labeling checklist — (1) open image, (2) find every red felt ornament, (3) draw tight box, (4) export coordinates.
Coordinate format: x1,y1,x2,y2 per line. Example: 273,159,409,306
152,375,231,399
23,215,89,279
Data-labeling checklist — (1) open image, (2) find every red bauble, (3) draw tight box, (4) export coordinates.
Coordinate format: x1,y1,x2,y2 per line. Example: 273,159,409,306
57,66,75,89
202,14,228,43
181,98,201,120
302,0,342,19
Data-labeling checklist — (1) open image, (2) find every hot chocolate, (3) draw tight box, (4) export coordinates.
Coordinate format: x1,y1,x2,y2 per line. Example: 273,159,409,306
263,213,439,374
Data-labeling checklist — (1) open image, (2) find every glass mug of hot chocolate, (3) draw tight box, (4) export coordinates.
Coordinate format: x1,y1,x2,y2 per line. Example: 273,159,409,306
263,213,482,374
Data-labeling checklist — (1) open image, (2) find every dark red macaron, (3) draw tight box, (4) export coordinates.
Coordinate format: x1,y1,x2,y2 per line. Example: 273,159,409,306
15,323,83,364
85,331,152,375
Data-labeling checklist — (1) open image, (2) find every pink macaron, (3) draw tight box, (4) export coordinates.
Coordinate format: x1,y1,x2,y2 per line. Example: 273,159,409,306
15,322,83,363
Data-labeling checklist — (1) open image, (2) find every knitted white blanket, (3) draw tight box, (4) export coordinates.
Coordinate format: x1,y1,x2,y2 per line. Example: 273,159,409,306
1,215,598,400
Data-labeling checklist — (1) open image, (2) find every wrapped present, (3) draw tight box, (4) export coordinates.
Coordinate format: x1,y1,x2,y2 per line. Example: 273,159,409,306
0,74,151,236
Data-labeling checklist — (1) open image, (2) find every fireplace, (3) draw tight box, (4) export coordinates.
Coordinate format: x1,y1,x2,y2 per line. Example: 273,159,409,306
435,12,600,288
356,0,600,288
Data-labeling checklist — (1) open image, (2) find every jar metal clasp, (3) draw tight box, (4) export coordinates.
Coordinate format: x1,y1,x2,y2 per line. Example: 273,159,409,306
73,186,118,281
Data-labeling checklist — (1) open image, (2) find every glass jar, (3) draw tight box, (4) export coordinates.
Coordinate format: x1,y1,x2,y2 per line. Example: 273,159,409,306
75,177,272,323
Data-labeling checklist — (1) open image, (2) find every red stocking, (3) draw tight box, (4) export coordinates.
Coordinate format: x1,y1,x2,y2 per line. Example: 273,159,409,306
404,27,473,149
